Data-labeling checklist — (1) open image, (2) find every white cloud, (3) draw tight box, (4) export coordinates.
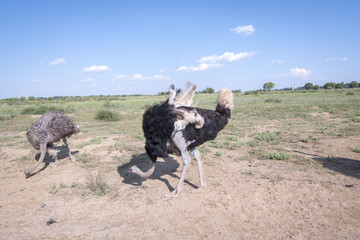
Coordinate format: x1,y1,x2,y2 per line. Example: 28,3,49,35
339,57,348,61
326,57,348,62
326,57,337,62
177,63,222,72
50,58,66,65
230,25,256,36
115,73,170,81
83,65,111,72
178,51,257,72
282,68,312,78
199,51,257,63
272,59,284,64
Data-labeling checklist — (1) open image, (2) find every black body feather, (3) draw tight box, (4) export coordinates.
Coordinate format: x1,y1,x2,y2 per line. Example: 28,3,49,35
142,103,180,162
142,101,231,162
181,107,230,150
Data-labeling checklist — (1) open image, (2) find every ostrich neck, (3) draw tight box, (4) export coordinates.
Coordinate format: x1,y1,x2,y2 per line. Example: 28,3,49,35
132,162,155,179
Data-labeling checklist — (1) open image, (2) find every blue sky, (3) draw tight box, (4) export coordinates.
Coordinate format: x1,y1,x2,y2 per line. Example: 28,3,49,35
0,0,359,98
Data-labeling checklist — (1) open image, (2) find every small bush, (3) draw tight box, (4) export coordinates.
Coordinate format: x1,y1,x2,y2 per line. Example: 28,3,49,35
269,151,291,160
301,135,317,143
351,147,360,153
256,131,280,142
210,140,224,148
90,137,102,144
95,109,122,121
215,151,222,157
86,171,109,196
21,105,74,115
265,98,282,103
77,153,93,168
103,101,116,108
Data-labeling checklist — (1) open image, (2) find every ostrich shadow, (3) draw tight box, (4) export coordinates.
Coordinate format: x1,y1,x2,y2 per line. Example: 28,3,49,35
293,150,360,179
117,153,198,192
26,145,79,178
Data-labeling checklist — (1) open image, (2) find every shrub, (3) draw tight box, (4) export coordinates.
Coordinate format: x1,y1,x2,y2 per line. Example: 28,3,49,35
304,83,313,90
351,147,360,153
255,131,280,142
95,109,122,121
324,82,335,89
86,171,109,196
263,82,275,91
349,81,359,88
265,98,282,103
21,105,73,115
269,151,291,160
103,101,116,108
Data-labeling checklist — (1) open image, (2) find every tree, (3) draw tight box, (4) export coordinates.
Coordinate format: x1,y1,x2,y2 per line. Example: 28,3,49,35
200,87,215,94
313,85,320,90
263,82,275,91
335,83,344,89
349,81,359,88
20,96,27,101
323,82,335,89
28,96,35,101
304,83,313,90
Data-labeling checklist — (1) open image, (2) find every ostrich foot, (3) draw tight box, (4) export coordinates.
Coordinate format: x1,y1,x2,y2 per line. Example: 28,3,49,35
51,159,60,168
161,190,179,198
190,186,205,193
69,155,76,162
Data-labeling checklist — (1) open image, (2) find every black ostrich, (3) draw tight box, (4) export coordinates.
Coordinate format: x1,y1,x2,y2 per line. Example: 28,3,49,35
129,82,234,197
24,111,79,177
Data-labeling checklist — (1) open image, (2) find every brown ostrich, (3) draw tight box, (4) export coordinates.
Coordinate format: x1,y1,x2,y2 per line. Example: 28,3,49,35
24,111,79,177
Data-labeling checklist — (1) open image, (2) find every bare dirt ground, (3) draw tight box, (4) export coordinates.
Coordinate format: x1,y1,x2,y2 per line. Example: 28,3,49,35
1,114,360,239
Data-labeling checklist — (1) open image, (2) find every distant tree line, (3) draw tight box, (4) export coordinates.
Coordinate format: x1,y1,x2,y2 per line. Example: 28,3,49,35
303,81,359,90
2,81,359,102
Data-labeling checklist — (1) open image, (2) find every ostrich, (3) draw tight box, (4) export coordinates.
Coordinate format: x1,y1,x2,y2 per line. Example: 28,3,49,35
129,82,234,197
24,111,79,177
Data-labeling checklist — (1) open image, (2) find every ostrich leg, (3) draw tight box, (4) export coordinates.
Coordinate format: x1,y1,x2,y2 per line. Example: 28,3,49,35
63,137,76,161
190,148,206,193
24,143,47,176
162,131,191,198
47,144,60,168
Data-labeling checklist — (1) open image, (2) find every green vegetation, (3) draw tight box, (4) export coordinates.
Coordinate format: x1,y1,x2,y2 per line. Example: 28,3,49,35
351,147,360,153
269,151,291,160
263,82,275,91
86,171,109,196
255,131,280,142
95,109,122,121
1,87,359,199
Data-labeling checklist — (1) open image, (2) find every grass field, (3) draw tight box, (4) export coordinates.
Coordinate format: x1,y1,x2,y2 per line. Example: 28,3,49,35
0,89,359,239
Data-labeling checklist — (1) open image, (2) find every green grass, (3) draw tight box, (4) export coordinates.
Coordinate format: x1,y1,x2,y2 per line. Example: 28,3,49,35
21,105,74,115
300,135,317,143
95,109,122,121
90,137,102,144
210,140,224,148
86,171,109,196
77,153,94,168
269,151,291,160
255,131,280,142
1,88,360,187
351,147,360,153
